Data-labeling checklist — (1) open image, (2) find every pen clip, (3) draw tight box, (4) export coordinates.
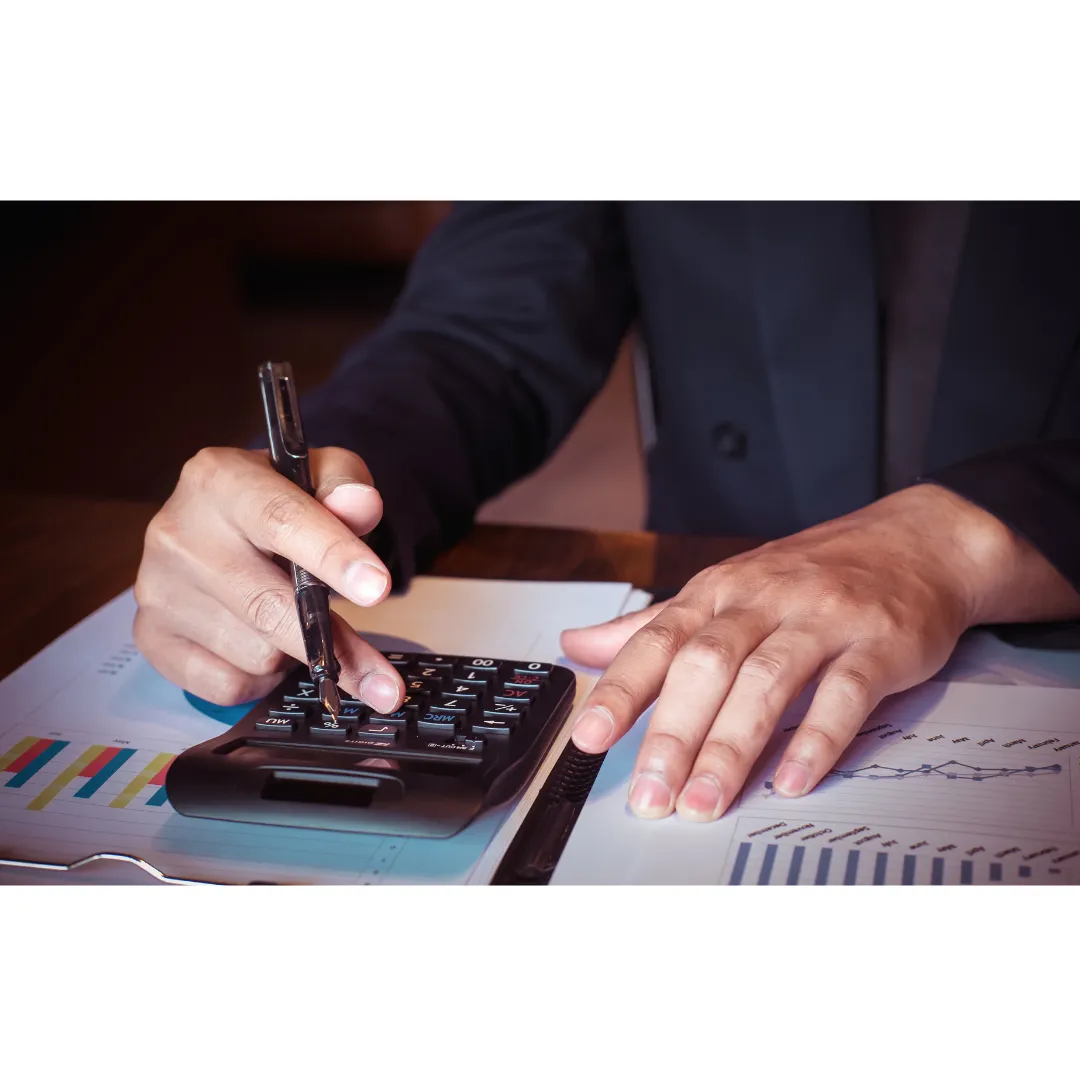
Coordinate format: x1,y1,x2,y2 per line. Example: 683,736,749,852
258,361,313,494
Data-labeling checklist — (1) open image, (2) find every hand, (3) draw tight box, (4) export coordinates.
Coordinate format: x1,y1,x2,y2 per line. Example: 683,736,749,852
134,446,405,712
561,484,1080,821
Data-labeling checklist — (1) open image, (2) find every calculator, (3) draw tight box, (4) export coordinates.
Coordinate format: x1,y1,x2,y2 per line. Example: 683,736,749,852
166,653,578,839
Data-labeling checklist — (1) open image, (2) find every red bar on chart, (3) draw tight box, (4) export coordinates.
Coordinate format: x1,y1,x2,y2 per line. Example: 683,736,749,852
79,746,124,777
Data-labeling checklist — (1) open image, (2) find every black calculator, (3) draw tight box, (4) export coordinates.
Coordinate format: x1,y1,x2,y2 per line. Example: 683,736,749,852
167,653,577,839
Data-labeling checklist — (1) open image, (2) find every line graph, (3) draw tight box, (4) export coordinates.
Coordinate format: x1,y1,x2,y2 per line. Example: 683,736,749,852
765,759,1062,790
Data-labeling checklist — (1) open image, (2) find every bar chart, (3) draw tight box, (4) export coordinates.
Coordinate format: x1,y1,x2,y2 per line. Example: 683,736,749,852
721,815,1080,885
1,732,174,812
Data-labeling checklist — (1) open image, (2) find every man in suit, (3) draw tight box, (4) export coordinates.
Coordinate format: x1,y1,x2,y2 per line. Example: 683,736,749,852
132,202,1080,821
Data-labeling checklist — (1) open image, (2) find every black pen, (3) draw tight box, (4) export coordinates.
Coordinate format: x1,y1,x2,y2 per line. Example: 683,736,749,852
258,361,342,726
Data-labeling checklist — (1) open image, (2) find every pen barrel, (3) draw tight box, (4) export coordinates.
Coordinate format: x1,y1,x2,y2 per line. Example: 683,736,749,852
294,572,340,684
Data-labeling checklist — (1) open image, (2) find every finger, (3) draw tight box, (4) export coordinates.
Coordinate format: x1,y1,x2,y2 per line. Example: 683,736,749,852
143,581,292,680
625,610,776,819
561,601,669,669
674,629,831,821
208,451,392,608
772,648,892,798
570,600,709,754
135,611,282,706
310,447,384,538
194,549,404,712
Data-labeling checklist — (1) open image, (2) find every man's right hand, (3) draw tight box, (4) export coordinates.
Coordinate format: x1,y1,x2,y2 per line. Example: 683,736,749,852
134,446,405,713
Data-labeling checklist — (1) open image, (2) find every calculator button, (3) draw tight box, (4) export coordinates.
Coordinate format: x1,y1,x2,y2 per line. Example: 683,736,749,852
351,723,399,743
399,694,425,713
411,665,447,680
495,690,535,705
255,716,294,731
270,703,306,718
336,701,368,722
447,683,481,698
454,666,494,683
284,685,319,703
368,708,410,725
384,653,411,667
504,673,544,689
417,710,460,732
473,714,516,735
435,696,471,714
463,657,499,671
413,655,454,672
405,678,443,695
514,663,552,675
485,702,524,717
312,719,348,735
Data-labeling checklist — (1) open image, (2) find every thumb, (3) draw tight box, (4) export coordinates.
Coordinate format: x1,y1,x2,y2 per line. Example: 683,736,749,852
560,600,670,669
311,447,383,538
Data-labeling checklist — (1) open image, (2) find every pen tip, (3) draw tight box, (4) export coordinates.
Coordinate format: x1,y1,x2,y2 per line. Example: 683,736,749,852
319,678,341,725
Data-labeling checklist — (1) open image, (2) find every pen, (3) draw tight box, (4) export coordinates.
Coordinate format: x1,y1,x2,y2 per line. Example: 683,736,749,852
257,361,342,726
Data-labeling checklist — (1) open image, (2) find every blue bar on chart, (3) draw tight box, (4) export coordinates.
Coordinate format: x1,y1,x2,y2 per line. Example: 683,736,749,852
814,847,832,885
902,854,916,885
146,785,169,807
786,846,805,885
74,747,137,799
1019,865,1032,879
960,860,973,884
4,740,69,788
990,863,1003,882
757,844,778,885
728,842,752,885
931,857,944,885
843,850,859,885
873,852,888,885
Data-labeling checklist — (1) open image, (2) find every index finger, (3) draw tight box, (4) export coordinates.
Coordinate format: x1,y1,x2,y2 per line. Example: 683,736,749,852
221,456,392,609
570,601,708,753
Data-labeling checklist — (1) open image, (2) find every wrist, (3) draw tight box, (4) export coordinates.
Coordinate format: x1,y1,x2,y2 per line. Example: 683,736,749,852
900,483,1080,626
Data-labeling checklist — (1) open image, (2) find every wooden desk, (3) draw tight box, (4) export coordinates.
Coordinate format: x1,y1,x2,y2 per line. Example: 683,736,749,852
0,493,758,680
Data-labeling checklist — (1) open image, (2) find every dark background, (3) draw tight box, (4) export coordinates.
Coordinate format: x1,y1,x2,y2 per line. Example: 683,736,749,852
1,202,451,500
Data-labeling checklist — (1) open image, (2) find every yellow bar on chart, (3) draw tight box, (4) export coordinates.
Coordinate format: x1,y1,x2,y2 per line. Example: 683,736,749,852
110,751,174,809
27,745,106,810
0,736,40,772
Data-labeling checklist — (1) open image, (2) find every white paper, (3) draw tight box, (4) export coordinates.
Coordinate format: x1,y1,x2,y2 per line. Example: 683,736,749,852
553,674,1080,886
0,577,632,885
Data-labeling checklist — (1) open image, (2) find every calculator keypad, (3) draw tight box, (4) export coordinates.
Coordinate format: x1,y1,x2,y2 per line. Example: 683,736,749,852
252,653,556,766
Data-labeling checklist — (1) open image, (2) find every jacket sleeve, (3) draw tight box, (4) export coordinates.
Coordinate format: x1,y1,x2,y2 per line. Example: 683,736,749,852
924,439,1080,594
279,202,637,585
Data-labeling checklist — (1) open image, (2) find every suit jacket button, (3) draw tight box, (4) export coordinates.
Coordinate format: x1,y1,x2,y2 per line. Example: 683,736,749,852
711,422,748,461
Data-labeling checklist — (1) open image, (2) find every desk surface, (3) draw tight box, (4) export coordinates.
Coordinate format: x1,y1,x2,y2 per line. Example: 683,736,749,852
0,492,758,680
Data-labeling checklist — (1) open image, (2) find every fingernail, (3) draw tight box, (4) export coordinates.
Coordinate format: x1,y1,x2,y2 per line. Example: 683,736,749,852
679,775,723,820
773,760,812,797
360,672,400,713
324,482,376,509
345,562,388,606
571,706,615,752
628,771,672,817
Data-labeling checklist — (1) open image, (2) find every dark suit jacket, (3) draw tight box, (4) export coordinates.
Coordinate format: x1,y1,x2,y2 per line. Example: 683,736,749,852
297,202,1080,593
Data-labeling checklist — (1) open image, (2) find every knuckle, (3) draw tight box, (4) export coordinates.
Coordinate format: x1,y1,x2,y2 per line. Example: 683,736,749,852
644,730,694,761
204,666,252,707
826,664,877,709
739,648,787,686
795,720,844,759
595,674,638,714
242,585,295,643
696,735,747,773
676,634,737,679
180,446,232,490
262,490,308,542
634,619,685,659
